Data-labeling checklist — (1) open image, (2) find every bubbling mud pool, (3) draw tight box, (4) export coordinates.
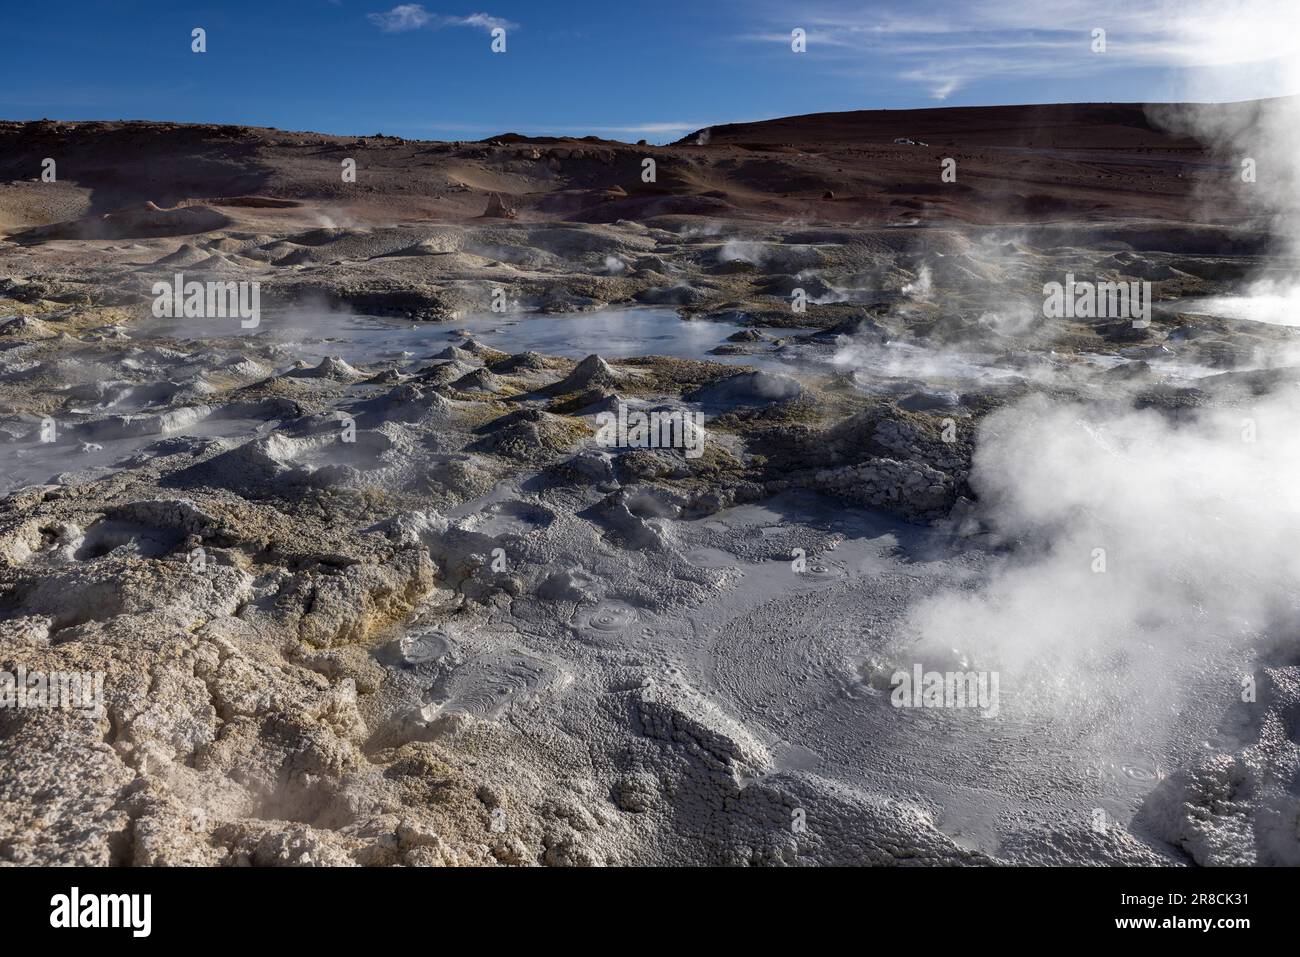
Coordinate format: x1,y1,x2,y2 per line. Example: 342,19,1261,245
141,302,1228,393
143,305,802,365
1,308,781,495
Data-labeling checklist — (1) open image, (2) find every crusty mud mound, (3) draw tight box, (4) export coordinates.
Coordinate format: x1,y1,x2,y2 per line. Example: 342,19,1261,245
11,201,233,243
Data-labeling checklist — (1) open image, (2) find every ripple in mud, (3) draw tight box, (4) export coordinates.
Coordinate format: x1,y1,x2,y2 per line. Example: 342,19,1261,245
1119,758,1165,785
422,649,560,721
398,628,452,666
583,599,640,633
1081,754,1166,793
791,559,849,588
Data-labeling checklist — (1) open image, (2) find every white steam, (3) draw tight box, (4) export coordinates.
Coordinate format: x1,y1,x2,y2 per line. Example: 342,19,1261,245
901,264,933,298
1195,279,1300,327
719,239,766,265
907,392,1300,704
1149,4,1300,324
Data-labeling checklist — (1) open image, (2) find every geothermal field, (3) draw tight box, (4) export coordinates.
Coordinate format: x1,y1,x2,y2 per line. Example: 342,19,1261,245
1,99,1298,868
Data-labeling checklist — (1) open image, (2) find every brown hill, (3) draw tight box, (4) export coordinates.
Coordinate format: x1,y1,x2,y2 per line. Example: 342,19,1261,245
0,101,1273,235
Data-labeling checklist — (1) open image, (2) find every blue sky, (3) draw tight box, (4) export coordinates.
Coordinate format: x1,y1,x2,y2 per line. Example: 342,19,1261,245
2,1,1296,143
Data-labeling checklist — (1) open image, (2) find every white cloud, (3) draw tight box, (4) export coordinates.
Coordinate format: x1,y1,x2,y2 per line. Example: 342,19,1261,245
745,0,1300,101
452,12,516,32
367,4,432,32
367,5,518,35
579,122,710,137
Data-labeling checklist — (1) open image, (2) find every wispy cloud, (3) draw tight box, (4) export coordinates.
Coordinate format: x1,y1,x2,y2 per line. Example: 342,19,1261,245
367,5,518,34
741,0,1300,102
580,122,712,137
452,12,515,32
368,4,432,32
